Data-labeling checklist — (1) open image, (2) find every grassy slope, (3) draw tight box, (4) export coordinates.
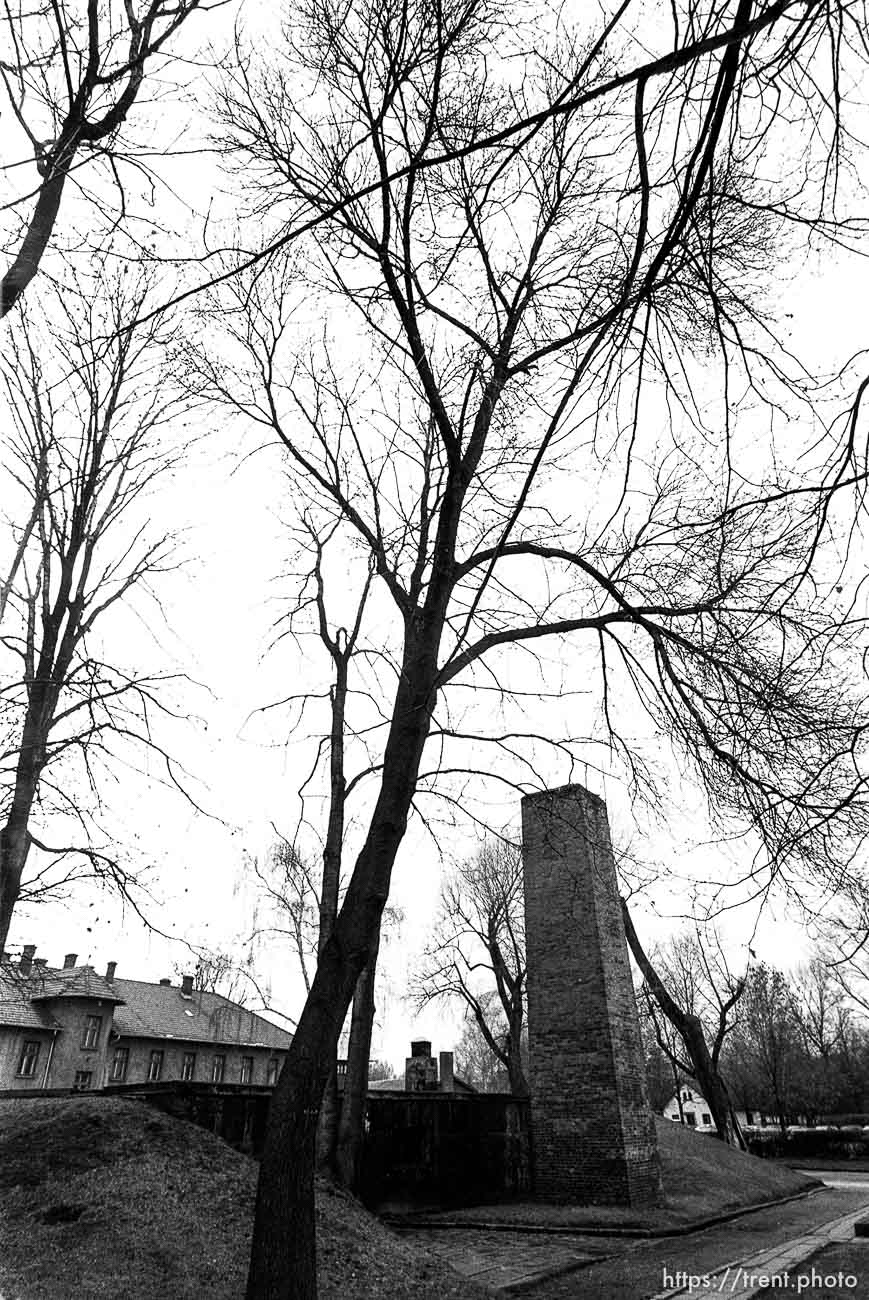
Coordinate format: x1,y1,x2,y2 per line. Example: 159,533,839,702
419,1117,817,1228
0,1097,489,1300
0,1100,817,1298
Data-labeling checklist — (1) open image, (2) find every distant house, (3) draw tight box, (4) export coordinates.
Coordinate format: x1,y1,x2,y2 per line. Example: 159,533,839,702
663,1086,755,1130
0,945,292,1091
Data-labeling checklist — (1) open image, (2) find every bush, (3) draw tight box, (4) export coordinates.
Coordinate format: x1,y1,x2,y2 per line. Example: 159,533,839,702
746,1127,869,1161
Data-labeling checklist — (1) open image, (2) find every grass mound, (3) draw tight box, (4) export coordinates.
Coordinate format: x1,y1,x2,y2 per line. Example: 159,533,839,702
655,1116,813,1217
0,1096,488,1300
410,1117,817,1230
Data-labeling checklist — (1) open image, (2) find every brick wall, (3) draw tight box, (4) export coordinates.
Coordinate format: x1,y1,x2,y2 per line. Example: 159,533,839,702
521,783,663,1206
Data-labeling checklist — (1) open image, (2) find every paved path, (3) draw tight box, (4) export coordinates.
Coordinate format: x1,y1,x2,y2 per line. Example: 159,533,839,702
405,1225,617,1291
400,1186,869,1296
652,1203,869,1299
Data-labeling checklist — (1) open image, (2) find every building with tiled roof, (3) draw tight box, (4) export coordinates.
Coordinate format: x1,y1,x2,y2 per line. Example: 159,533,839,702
0,945,292,1091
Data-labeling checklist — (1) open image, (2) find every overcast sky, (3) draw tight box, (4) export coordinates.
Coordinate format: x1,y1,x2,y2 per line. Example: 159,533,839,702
2,0,868,1071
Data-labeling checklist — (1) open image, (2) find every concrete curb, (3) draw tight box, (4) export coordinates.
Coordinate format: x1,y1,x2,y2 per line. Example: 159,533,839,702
650,1201,869,1300
385,1183,825,1242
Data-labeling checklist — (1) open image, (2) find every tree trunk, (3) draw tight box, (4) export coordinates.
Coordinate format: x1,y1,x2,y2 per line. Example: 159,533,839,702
1,138,75,317
622,899,745,1148
316,1066,340,1174
336,932,381,1190
246,639,442,1298
506,1002,529,1097
0,824,29,953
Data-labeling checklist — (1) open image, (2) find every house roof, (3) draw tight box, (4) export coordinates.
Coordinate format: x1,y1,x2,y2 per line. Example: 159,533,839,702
110,978,292,1050
368,1077,405,1091
0,961,292,1051
30,967,125,1004
0,986,59,1031
0,963,119,1029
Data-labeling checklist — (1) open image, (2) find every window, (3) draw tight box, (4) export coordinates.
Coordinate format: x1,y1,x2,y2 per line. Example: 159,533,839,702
267,1058,279,1086
181,1052,196,1082
73,1070,92,1090
702,1113,711,1126
147,1050,164,1082
240,1056,253,1085
211,1054,225,1083
685,1112,697,1127
81,1015,102,1049
16,1040,40,1077
110,1047,129,1082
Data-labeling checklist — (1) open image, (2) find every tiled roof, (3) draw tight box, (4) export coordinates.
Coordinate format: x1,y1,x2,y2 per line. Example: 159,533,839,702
0,987,59,1030
0,962,292,1051
0,963,117,1029
30,967,124,1004
110,978,292,1050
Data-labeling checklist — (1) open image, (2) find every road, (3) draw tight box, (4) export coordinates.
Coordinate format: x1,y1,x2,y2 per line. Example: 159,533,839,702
807,1171,869,1191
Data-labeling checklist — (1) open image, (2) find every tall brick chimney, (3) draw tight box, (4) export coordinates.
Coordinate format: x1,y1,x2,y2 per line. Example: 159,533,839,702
19,944,36,974
181,975,194,996
439,1051,455,1092
63,953,77,969
105,961,117,981
522,783,663,1207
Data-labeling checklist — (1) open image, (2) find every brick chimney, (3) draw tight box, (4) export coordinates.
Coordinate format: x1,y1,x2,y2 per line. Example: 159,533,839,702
439,1051,455,1092
181,975,194,997
159,978,172,986
405,1040,437,1091
63,953,77,969
19,944,36,974
105,961,117,981
33,957,47,969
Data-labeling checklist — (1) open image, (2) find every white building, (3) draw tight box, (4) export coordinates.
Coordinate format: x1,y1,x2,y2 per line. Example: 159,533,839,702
663,1086,756,1131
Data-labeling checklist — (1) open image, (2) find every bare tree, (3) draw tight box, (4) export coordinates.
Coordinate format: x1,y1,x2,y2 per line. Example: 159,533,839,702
0,0,211,315
624,905,746,1144
0,266,189,949
724,962,804,1132
193,1,869,1293
412,839,528,1095
252,842,321,996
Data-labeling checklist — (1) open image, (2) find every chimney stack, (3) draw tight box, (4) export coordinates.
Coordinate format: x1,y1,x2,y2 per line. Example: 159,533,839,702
20,944,36,974
33,957,47,969
181,975,194,996
439,1051,455,1092
159,977,171,986
105,961,117,981
405,1040,437,1091
63,953,77,969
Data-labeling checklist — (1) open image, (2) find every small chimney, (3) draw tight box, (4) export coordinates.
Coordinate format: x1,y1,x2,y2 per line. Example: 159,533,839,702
181,975,194,996
405,1040,437,1091
105,961,117,982
439,1051,455,1092
159,978,172,986
33,957,48,969
63,953,78,969
20,944,36,974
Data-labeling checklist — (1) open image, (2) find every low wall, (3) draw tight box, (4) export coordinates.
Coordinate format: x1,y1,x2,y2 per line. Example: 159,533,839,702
1,1081,532,1206
359,1091,531,1208
104,1080,273,1155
